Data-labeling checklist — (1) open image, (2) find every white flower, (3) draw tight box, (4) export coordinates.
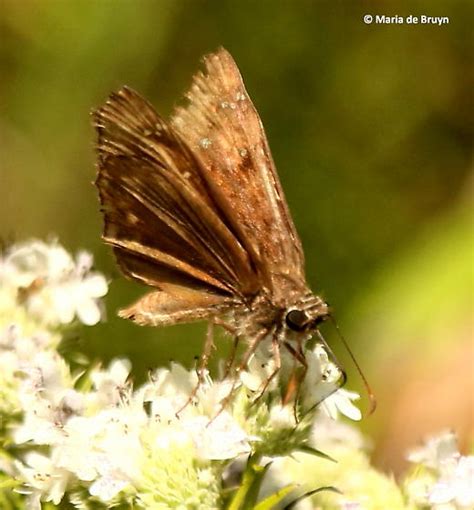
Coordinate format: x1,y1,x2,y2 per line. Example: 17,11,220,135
0,322,65,415
0,240,107,326
144,363,252,460
404,474,435,507
89,474,129,502
15,452,70,509
428,455,474,508
406,431,474,509
183,412,252,460
311,414,367,450
14,396,65,445
147,362,198,403
1,323,58,357
14,351,81,445
268,404,296,429
0,240,71,288
319,388,362,421
407,430,459,469
88,358,132,409
240,337,277,393
241,339,351,420
53,402,146,501
278,342,361,421
52,417,106,482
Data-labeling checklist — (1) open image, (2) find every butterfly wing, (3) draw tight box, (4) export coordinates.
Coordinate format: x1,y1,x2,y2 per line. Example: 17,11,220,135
94,48,308,326
171,48,306,295
94,87,257,324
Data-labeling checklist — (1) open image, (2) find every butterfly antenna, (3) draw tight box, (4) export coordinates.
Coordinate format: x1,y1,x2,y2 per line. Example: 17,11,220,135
329,316,377,416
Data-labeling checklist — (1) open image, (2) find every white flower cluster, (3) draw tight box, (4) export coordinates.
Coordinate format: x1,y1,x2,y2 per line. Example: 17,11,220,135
405,431,474,509
0,239,367,509
241,336,361,422
9,345,361,509
0,239,107,327
2,239,471,510
0,240,107,417
12,357,253,508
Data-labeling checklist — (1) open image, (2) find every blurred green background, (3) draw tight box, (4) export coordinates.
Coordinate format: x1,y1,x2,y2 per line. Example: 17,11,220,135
1,0,472,472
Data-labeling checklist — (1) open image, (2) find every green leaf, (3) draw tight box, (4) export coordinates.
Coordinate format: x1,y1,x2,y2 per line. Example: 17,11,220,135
296,444,337,463
0,474,24,510
0,478,21,490
253,484,297,510
284,486,342,509
74,361,101,392
227,455,272,510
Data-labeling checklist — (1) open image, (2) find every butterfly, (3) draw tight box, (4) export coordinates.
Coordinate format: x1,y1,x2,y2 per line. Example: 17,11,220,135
93,48,346,410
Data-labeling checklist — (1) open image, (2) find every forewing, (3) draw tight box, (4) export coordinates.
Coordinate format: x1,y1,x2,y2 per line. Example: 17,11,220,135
171,48,306,292
94,87,259,324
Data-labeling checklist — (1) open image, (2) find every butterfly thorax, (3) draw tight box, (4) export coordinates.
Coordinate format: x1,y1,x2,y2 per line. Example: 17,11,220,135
225,287,329,343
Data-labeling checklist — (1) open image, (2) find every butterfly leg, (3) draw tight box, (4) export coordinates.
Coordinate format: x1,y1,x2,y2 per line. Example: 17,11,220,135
223,335,240,378
235,327,273,379
211,317,241,378
212,317,238,336
208,328,270,425
282,342,308,422
176,321,216,417
251,334,281,404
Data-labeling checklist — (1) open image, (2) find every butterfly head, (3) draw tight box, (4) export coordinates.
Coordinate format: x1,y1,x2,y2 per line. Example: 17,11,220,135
284,295,330,334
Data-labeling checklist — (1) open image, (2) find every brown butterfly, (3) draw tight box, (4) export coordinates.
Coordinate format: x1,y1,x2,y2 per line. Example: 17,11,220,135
93,48,346,409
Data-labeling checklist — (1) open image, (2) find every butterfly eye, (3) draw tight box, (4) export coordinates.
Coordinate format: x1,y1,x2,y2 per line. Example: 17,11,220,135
285,309,310,331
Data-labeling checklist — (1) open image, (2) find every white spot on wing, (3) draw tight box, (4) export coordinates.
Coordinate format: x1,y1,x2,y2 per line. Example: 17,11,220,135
199,138,212,149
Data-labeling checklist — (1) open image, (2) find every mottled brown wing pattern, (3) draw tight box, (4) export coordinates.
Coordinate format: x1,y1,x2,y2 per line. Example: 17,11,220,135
93,87,259,324
94,49,308,326
171,48,306,294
